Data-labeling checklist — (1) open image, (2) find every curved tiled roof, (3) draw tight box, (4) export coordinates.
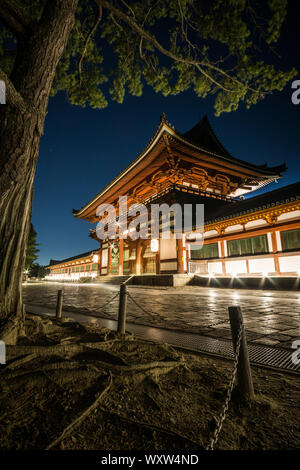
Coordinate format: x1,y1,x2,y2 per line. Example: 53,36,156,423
74,114,286,218
49,250,98,267
205,181,300,224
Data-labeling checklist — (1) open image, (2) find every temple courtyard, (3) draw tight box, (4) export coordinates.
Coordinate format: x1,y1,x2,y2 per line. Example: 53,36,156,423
23,282,300,349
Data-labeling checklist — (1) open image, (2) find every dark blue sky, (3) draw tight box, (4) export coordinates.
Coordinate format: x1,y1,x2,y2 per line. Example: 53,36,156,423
33,3,300,266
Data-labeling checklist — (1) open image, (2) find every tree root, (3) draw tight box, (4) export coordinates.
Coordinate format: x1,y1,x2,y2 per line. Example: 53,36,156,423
83,358,184,376
5,338,128,360
2,360,99,381
45,372,113,450
0,315,22,345
3,353,37,371
97,407,203,450
2,357,183,382
6,342,86,358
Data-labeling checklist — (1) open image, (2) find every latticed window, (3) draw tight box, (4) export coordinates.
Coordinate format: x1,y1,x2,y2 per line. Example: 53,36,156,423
92,263,98,271
281,229,300,251
227,235,268,257
191,243,218,259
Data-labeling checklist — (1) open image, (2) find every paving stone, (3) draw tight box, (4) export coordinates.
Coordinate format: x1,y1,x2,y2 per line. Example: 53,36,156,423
23,283,300,347
252,338,280,346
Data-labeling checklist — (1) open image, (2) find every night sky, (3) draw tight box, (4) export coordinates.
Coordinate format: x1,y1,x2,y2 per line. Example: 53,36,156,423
33,2,300,266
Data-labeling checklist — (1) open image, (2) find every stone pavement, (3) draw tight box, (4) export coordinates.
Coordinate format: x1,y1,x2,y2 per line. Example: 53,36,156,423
23,282,300,350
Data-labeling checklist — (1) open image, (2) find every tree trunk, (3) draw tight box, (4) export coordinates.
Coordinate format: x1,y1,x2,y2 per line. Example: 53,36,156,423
0,0,78,344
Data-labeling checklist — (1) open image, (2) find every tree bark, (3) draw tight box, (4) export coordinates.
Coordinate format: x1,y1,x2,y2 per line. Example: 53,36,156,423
0,0,79,343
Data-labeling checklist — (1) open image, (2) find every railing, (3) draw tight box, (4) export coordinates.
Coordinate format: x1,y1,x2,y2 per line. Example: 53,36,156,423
53,282,255,450
188,261,208,274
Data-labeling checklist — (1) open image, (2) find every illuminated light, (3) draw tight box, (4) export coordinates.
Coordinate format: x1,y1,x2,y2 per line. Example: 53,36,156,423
150,239,159,252
93,254,99,263
231,272,237,277
297,270,300,277
262,272,268,277
209,272,214,278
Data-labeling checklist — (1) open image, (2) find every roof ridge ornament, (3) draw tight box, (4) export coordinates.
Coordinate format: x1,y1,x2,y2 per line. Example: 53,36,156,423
160,112,168,123
160,112,176,131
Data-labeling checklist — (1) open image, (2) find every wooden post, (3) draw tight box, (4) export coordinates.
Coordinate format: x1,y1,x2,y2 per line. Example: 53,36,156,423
56,290,63,319
117,283,127,334
228,306,254,399
136,239,142,275
177,238,184,274
119,238,124,275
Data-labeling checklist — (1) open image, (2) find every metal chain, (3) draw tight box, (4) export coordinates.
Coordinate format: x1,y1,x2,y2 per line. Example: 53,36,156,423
126,293,229,328
206,321,243,451
204,319,230,329
97,291,120,316
126,291,166,322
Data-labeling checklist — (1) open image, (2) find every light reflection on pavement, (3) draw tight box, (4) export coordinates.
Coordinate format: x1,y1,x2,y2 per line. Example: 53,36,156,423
23,282,300,349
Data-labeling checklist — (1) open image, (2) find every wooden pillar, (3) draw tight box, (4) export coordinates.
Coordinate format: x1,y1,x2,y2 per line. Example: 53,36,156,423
271,231,281,274
108,244,112,275
99,247,102,276
245,258,250,274
221,240,226,275
136,238,142,275
177,238,184,274
185,242,190,274
119,238,124,275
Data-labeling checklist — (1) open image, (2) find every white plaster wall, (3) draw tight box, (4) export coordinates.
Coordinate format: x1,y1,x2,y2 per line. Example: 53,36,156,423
244,219,267,229
277,210,300,222
207,261,223,274
224,224,243,233
225,259,247,274
204,230,218,238
279,255,300,273
248,258,275,274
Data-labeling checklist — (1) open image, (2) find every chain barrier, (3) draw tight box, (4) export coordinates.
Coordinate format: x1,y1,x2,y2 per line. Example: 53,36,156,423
97,291,120,317
125,291,231,328
99,286,243,450
95,287,232,332
206,320,243,451
204,319,230,329
126,291,167,323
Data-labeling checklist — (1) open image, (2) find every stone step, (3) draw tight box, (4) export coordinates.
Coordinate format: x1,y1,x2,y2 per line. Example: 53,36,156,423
94,275,131,285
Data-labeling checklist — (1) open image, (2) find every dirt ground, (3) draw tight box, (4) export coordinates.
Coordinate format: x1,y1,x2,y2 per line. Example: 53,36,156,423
0,314,299,450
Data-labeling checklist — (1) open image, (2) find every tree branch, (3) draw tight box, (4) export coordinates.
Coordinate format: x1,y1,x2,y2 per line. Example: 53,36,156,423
96,0,251,94
78,3,103,85
0,67,28,113
0,0,32,37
